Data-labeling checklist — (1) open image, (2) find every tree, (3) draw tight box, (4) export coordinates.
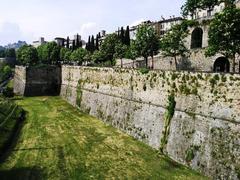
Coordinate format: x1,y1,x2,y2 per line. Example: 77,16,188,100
100,33,121,66
17,45,38,65
160,23,189,69
181,0,235,18
124,26,131,46
5,48,16,58
120,27,125,44
86,36,91,51
37,42,60,64
96,34,99,50
114,43,128,67
70,48,87,65
91,35,95,52
91,50,106,64
64,51,72,64
72,40,76,51
60,47,71,63
206,7,240,73
181,0,201,18
133,24,160,68
76,34,80,48
66,36,70,49
0,49,5,58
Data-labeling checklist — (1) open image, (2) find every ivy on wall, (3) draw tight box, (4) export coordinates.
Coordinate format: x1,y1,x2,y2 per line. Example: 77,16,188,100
160,92,176,153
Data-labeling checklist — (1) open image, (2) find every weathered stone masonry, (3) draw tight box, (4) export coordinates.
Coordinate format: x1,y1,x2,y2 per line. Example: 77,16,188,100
14,66,61,96
60,66,240,179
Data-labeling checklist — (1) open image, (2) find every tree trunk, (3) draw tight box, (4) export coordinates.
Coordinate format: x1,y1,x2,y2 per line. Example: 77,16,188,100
121,58,123,68
145,57,148,68
174,56,178,70
232,56,236,73
152,56,154,70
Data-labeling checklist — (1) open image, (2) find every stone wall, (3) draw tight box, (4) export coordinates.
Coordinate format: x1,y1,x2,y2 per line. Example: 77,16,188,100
116,48,240,73
61,66,240,179
14,66,61,96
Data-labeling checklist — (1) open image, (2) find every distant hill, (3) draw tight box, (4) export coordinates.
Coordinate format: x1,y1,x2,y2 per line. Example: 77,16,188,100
4,41,27,49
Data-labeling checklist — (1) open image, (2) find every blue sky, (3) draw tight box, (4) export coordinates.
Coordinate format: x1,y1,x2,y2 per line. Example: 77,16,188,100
0,0,185,45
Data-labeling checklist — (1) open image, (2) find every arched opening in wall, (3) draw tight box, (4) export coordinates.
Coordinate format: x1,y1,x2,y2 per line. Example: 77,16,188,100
191,27,203,49
213,57,230,73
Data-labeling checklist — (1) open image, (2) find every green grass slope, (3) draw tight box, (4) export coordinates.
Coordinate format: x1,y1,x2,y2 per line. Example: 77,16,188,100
0,98,24,156
0,97,207,180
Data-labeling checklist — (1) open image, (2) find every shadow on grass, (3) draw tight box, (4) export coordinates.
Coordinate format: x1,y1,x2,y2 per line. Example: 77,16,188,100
0,111,26,163
0,167,44,180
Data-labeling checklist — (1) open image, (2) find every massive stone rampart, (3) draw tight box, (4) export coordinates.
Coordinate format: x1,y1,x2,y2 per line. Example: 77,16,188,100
60,66,240,179
14,66,61,96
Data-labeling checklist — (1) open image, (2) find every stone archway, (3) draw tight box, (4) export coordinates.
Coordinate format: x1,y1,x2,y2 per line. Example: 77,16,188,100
191,27,203,49
213,57,230,73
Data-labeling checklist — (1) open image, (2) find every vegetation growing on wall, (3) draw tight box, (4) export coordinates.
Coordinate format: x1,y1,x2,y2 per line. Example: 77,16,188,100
160,93,176,153
76,79,85,107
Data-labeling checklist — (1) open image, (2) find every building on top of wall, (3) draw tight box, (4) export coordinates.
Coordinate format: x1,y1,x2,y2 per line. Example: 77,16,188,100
179,1,240,73
129,17,183,40
54,34,86,49
32,37,47,48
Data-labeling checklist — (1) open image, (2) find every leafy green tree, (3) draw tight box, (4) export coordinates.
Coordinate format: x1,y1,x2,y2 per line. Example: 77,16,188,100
37,42,60,64
17,45,38,66
0,65,12,81
114,43,128,67
5,48,16,58
133,24,160,68
84,52,92,63
64,51,72,64
100,33,121,66
0,49,5,58
181,0,235,18
206,7,240,73
181,0,201,18
91,50,106,64
60,47,71,62
160,23,189,69
70,48,87,65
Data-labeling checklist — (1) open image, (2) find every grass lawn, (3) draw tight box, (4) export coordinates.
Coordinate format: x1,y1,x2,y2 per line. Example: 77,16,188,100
0,96,207,180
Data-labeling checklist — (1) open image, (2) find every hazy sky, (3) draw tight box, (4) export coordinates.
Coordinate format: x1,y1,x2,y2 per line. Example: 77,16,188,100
0,0,185,45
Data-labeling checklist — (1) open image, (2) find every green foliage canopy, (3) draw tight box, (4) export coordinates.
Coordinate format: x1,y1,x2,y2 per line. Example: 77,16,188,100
17,45,38,66
160,23,189,69
206,7,240,72
133,24,160,67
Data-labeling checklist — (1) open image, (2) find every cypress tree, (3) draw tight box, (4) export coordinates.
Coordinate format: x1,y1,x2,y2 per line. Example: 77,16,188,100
86,36,91,51
96,34,99,50
117,27,120,38
125,26,130,46
91,35,95,52
76,34,80,48
120,27,125,44
79,40,82,48
66,36,70,49
72,40,76,51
